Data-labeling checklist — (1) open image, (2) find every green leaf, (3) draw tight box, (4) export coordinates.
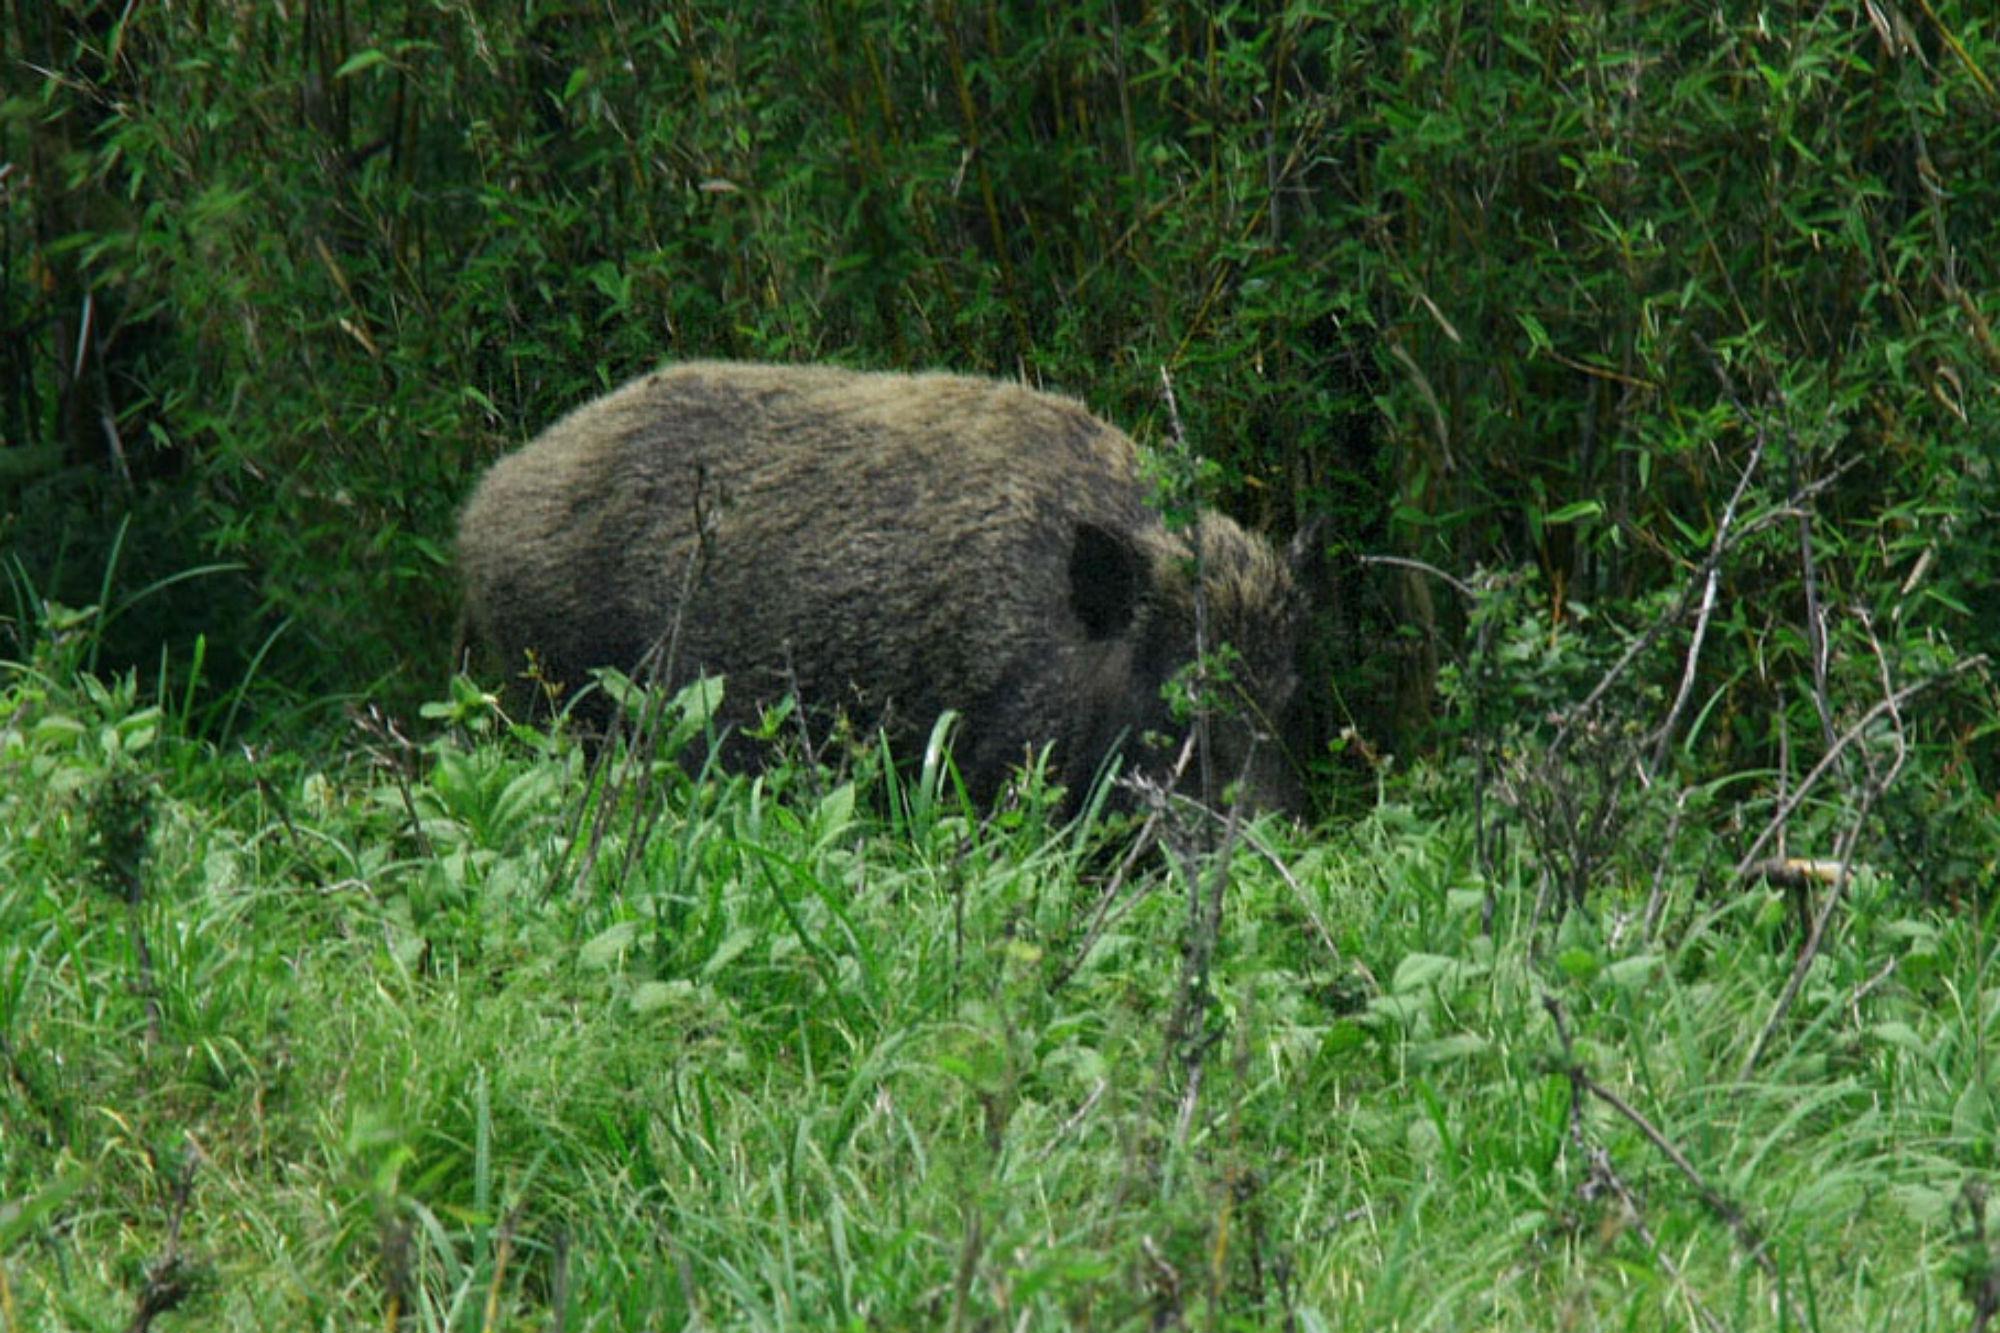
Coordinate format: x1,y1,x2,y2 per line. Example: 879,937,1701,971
1555,948,1599,981
1365,994,1429,1028
0,1171,89,1249
701,927,761,979
1392,952,1477,994
814,782,857,848
1543,500,1604,525
1887,1183,1956,1226
1951,1081,1993,1142
1409,1033,1488,1066
628,980,686,1015
581,921,640,969
334,49,388,79
1868,1022,1925,1054
1603,954,1661,989
1516,311,1552,352
1319,1019,1369,1058
1445,888,1486,916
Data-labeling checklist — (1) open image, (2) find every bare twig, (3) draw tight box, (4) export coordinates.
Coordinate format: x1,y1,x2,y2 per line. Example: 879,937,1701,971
1582,1068,1759,1248
1739,857,1850,891
947,1203,985,1333
1848,956,1898,1020
1046,808,1165,992
1555,484,1833,770
1238,825,1341,966
1791,435,1839,759
1646,414,1771,777
1544,996,1807,1328
1545,999,1726,1333
1354,553,1482,602
1155,740,1256,1160
1157,363,1217,809
1737,618,1914,1082
1583,1143,1727,1333
1171,1053,1211,1156
1775,704,1792,863
353,705,431,860
1163,793,1243,1118
779,648,824,790
1539,420,1849,781
124,1139,202,1333
559,485,719,900
1036,1079,1108,1162
241,744,326,887
1045,735,1192,994
1955,1181,2000,1333
1639,787,1690,943
1729,656,1984,884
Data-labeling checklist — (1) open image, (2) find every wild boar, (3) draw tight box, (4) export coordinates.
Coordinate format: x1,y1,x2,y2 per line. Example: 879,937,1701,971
456,361,1306,811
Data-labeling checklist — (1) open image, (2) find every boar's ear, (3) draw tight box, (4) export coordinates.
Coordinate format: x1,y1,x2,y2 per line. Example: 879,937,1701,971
1286,514,1329,576
1068,521,1146,641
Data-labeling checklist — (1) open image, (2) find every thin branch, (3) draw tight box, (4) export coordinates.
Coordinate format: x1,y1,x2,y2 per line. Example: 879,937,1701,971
1554,488,1835,766
1729,655,1983,884
1545,999,1726,1333
1639,787,1690,943
1036,1078,1108,1163
1046,809,1164,993
1646,414,1771,776
1848,956,1898,1019
124,1139,202,1333
1577,1067,1758,1249
1239,825,1341,966
1737,617,1913,1082
1544,996,1807,1329
1736,790,1876,1083
1355,553,1481,602
1794,466,1838,759
1047,734,1200,994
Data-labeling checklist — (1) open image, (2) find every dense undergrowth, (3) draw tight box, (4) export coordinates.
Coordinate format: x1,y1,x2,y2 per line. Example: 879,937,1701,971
2,637,1996,1331
6,3,2000,1328
9,2,1999,791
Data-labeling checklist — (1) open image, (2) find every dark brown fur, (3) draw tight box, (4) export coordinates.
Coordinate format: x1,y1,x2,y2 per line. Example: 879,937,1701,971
456,362,1303,809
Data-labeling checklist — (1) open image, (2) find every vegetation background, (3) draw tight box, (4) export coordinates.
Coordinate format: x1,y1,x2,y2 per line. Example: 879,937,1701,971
3,2,1998,1330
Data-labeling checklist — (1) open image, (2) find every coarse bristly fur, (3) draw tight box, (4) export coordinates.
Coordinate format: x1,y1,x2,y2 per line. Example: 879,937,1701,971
456,361,1307,811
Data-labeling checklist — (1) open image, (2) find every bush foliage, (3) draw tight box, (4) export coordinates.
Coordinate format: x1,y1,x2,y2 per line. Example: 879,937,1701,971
9,2,1994,767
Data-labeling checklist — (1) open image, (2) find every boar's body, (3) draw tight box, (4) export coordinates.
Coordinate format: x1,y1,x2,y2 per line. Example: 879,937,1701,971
457,362,1301,809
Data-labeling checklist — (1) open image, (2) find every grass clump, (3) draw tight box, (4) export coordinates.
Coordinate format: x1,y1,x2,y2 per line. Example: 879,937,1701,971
2,651,1994,1332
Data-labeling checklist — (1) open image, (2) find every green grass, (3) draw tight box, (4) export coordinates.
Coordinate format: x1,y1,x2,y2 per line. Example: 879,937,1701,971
1,661,1993,1332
